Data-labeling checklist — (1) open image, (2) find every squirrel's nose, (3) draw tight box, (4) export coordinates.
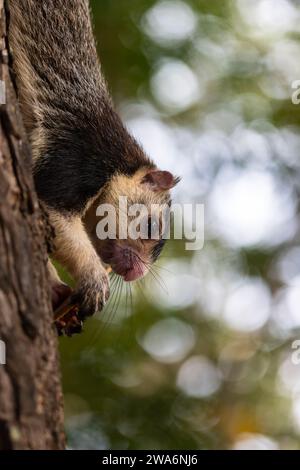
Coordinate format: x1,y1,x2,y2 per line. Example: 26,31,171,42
123,264,147,282
113,246,147,281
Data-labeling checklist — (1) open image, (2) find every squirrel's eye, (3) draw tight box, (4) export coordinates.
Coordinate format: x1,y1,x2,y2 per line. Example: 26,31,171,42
148,217,159,239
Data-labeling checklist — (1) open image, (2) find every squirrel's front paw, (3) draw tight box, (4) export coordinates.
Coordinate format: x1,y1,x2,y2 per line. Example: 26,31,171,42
71,270,110,319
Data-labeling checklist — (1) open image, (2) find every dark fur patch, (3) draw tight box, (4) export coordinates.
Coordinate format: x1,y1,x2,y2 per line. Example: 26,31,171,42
151,239,166,263
34,105,153,212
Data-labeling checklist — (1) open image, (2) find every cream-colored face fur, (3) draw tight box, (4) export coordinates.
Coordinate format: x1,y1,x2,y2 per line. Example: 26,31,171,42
83,168,172,280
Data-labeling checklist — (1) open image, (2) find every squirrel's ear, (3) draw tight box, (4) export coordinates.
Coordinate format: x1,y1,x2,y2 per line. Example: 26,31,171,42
141,170,180,191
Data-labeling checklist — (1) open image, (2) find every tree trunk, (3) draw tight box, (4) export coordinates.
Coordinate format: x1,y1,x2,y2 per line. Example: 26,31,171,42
0,0,65,449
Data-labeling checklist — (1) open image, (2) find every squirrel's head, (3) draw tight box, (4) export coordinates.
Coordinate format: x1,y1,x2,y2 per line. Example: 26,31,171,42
85,167,180,281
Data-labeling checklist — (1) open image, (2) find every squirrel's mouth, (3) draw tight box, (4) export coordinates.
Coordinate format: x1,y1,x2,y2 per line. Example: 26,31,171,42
112,249,148,282
100,242,148,282
122,264,147,282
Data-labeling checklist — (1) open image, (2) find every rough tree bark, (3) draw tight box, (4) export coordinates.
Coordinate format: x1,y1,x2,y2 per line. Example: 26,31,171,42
0,0,65,449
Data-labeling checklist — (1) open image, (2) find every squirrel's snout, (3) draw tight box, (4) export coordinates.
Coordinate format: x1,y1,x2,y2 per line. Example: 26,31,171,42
103,244,147,281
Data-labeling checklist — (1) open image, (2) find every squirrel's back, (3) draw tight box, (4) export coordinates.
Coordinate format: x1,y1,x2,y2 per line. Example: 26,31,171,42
9,0,107,157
